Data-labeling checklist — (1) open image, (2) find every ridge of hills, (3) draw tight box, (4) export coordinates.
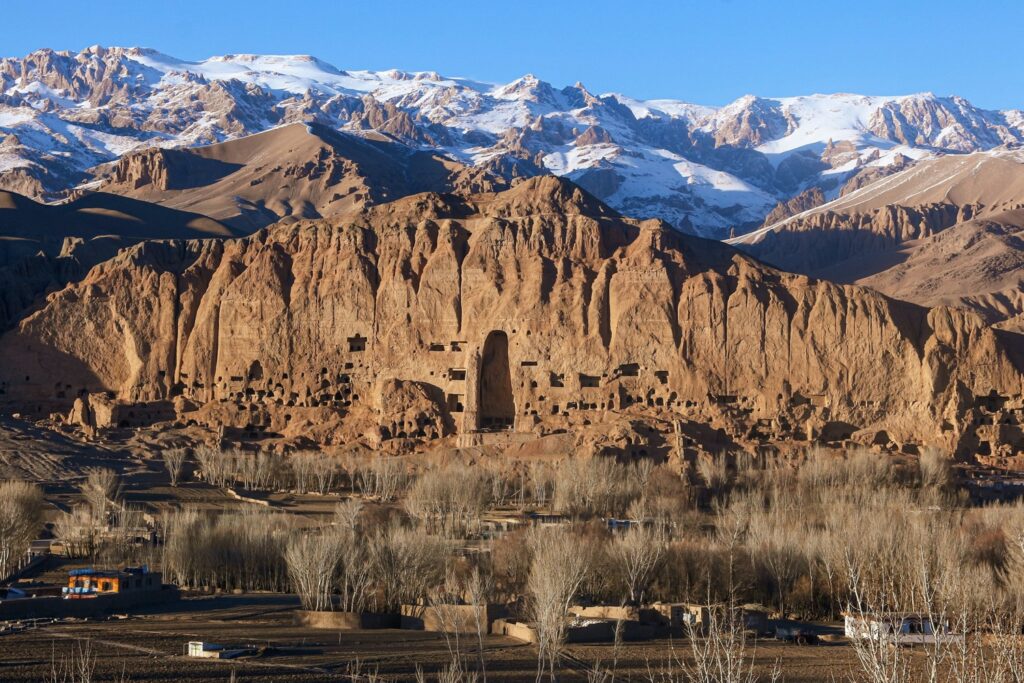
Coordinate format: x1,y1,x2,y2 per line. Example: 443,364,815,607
4,46,1024,238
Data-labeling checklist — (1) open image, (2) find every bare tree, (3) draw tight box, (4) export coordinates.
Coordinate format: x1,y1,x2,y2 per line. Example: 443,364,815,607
357,456,410,502
552,457,643,519
46,638,97,683
746,492,805,618
286,530,343,612
81,468,121,522
405,464,492,536
697,454,729,495
529,461,556,508
101,505,146,566
162,507,294,592
162,448,188,487
528,527,594,682
608,525,666,605
0,480,44,579
367,523,449,613
335,498,363,531
918,447,952,496
291,450,315,494
666,604,777,683
194,445,230,488
310,451,339,495
332,499,373,614
53,506,98,559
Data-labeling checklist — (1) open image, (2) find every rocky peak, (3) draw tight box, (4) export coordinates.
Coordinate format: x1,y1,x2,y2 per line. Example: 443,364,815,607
2,46,1024,238
492,74,562,108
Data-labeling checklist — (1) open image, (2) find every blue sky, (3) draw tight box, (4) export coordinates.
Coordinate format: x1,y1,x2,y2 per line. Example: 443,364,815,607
8,0,1024,109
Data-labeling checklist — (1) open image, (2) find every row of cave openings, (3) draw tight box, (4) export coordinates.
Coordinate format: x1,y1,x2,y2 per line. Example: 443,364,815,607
473,331,696,431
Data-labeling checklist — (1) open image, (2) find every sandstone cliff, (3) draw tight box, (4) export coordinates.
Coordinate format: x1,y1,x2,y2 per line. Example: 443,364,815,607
1,177,1020,457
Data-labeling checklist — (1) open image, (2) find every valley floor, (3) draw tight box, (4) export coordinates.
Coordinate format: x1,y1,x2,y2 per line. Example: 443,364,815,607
0,593,863,682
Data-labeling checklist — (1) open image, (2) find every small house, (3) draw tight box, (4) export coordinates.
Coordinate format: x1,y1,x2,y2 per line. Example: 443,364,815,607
680,603,770,636
62,566,161,599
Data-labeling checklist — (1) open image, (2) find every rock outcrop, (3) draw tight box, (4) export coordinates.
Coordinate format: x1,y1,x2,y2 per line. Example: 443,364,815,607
748,201,978,276
1,178,1021,458
760,188,825,227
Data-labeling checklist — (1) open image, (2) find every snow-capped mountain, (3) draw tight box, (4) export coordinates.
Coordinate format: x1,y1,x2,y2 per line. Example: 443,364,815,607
2,45,1024,238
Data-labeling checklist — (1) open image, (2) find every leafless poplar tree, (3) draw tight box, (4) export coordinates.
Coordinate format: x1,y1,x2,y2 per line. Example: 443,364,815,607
162,448,188,487
0,480,44,579
285,530,343,611
528,526,594,682
81,467,121,522
608,525,666,605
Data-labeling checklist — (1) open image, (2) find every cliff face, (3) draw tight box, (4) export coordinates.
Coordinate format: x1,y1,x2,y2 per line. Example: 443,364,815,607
1,178,1020,453
731,151,1024,333
748,202,979,276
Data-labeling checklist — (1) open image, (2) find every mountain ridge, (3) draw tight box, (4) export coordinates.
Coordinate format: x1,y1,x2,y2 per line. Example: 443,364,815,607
4,46,1024,238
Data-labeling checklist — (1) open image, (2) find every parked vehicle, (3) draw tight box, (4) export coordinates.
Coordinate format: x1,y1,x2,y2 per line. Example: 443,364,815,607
844,613,964,646
775,623,820,645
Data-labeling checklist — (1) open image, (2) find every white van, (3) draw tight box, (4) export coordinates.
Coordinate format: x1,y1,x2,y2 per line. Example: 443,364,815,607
844,613,964,646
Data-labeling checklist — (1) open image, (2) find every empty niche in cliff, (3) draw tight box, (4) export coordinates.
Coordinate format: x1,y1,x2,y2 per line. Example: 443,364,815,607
451,341,465,351
655,370,669,384
348,335,367,352
616,363,640,377
449,368,466,381
580,374,600,388
550,373,564,388
248,361,263,382
429,342,446,352
521,360,538,367
479,331,515,431
976,389,1008,412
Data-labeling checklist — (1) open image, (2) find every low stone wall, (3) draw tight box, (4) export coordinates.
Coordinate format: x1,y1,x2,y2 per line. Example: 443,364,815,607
0,587,179,621
400,604,506,634
568,620,658,642
492,618,539,643
493,617,657,643
569,605,663,623
295,610,400,630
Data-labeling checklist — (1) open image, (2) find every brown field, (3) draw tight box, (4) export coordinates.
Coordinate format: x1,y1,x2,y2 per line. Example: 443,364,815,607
0,593,877,682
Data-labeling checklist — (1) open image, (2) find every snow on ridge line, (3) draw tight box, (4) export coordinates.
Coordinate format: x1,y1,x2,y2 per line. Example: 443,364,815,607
4,46,1024,239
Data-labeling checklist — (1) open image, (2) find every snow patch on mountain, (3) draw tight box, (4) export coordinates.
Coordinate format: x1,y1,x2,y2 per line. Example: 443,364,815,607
1,46,1023,238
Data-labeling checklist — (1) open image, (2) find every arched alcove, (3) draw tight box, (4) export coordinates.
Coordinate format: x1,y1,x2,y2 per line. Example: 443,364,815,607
479,331,515,430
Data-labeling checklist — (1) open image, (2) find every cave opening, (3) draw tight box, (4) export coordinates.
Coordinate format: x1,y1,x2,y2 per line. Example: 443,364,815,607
479,331,515,431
